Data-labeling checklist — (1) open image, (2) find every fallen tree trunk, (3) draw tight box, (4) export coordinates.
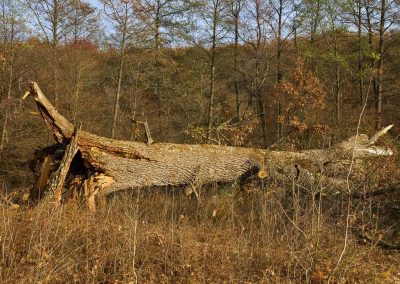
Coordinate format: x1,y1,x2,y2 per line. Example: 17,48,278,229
23,82,395,208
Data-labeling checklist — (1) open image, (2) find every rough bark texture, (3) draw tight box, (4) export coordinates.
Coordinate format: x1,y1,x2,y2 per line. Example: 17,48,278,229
23,82,394,207
49,130,79,205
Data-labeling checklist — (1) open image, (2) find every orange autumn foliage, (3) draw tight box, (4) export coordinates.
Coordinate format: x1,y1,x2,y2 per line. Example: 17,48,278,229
275,58,327,134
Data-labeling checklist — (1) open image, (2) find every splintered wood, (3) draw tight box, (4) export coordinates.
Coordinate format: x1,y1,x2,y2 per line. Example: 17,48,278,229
49,130,79,207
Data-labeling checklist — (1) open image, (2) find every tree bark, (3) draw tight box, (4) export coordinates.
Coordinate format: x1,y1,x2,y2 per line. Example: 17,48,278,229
0,57,12,157
276,0,284,139
375,0,386,130
231,0,243,122
111,2,128,139
356,0,364,104
206,0,220,142
23,82,394,207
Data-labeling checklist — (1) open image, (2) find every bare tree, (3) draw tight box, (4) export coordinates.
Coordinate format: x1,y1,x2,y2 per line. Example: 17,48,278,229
205,0,229,141
352,0,365,104
26,0,75,108
322,0,346,124
68,0,99,123
133,0,196,115
228,0,245,121
362,0,399,129
102,0,136,139
242,0,271,146
302,0,323,43
0,0,26,157
267,0,295,138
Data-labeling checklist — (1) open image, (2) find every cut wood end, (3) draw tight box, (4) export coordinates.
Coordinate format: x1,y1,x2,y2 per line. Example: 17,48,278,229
258,170,269,179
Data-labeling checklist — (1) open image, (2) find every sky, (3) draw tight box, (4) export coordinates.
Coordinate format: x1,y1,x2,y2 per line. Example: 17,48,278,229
87,0,102,9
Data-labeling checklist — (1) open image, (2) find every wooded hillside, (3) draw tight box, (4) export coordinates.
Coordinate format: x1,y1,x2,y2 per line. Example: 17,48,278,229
1,0,400,186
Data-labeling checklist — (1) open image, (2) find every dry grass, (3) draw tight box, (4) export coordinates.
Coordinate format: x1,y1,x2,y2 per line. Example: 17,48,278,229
1,184,399,283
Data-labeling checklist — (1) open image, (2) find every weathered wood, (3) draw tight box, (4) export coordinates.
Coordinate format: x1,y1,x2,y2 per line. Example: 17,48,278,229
23,82,395,203
47,130,79,206
23,82,74,142
131,119,154,145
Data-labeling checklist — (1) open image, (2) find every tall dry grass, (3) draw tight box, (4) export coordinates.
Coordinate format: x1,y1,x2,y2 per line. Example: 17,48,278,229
1,182,399,283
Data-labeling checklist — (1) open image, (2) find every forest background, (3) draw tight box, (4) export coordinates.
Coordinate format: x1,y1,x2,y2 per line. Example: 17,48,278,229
1,0,400,183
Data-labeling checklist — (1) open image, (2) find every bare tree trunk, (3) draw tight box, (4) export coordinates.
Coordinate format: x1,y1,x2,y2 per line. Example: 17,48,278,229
0,35,7,157
276,0,283,139
0,56,12,157
72,66,81,124
310,0,321,43
207,65,215,141
375,0,386,130
234,12,240,121
356,0,364,104
257,94,268,147
231,0,243,122
111,49,125,139
51,0,60,108
365,0,386,130
206,1,220,142
335,62,341,124
333,27,341,124
52,47,59,108
111,3,128,139
154,3,162,116
251,0,268,147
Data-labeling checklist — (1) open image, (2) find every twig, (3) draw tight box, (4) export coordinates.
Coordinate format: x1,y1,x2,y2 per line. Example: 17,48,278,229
195,131,220,145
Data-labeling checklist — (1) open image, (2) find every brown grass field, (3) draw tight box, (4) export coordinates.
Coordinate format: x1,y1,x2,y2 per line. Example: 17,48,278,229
1,182,399,283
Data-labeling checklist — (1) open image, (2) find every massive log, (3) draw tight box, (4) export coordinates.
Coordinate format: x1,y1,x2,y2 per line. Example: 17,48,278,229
23,82,394,208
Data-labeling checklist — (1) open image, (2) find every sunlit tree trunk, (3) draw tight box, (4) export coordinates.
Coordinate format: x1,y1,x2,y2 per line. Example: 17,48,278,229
334,35,341,124
0,55,12,157
0,1,17,157
111,5,128,139
72,67,81,123
375,0,386,130
206,0,224,142
230,0,243,122
276,0,283,139
356,0,364,104
253,0,268,147
365,0,386,130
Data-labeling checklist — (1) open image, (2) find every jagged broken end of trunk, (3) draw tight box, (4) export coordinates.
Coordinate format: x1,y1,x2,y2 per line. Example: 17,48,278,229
23,82,74,143
23,82,396,211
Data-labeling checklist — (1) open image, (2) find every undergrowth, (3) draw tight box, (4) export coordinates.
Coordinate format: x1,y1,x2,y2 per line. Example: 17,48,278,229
1,183,399,283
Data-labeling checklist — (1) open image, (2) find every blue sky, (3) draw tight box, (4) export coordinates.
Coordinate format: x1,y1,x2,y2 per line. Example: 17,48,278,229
88,0,102,9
